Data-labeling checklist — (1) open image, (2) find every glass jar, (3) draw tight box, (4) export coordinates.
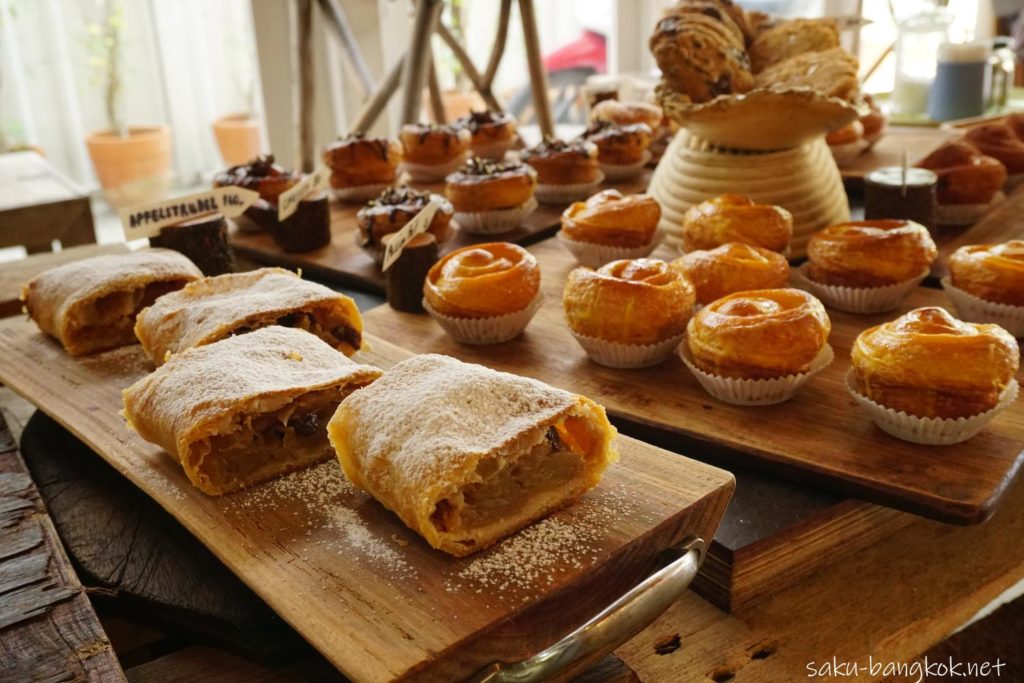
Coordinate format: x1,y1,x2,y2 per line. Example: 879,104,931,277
891,9,954,116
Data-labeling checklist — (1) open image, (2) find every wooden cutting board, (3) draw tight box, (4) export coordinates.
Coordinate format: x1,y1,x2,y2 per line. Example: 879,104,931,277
840,126,958,189
0,317,733,683
229,172,653,294
363,239,1024,525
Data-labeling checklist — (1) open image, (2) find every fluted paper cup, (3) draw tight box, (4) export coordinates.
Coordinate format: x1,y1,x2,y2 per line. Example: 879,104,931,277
793,263,928,314
455,196,538,235
679,342,834,406
846,369,1018,445
557,231,661,268
400,154,468,183
600,151,652,181
941,277,1024,337
569,331,684,369
935,192,1005,227
535,172,605,205
330,182,392,203
423,292,543,345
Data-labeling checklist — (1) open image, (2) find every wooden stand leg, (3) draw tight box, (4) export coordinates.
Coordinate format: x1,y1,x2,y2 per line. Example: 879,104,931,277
351,56,405,134
297,0,315,172
518,0,554,138
428,57,446,123
399,0,444,125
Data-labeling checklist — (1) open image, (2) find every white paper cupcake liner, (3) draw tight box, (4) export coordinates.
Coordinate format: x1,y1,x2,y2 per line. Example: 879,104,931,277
828,140,867,167
330,182,392,203
941,277,1024,337
846,369,1018,445
599,151,652,181
793,263,928,314
455,196,538,235
679,342,834,406
471,138,515,161
569,331,684,369
557,230,661,268
935,192,1005,227
534,172,605,205
423,292,543,345
400,154,469,183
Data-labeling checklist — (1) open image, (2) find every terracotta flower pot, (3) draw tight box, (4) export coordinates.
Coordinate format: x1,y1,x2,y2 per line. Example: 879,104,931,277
212,113,262,166
85,125,172,209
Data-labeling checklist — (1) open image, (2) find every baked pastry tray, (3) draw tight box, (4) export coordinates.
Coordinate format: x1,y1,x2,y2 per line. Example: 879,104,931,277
364,239,1024,526
228,173,653,295
0,317,733,682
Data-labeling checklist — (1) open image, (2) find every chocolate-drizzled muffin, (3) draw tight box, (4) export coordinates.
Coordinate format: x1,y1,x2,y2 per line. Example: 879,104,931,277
521,137,601,186
397,123,472,182
322,133,401,201
356,186,453,253
454,110,518,160
445,158,538,234
213,155,299,205
580,121,654,166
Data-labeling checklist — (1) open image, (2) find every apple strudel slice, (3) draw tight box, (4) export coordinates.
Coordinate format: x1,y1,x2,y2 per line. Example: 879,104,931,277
123,326,382,495
21,249,202,356
328,354,619,556
134,267,363,366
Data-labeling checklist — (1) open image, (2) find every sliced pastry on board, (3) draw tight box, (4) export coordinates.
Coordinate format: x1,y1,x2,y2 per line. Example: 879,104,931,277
328,354,619,556
22,249,202,356
134,267,363,365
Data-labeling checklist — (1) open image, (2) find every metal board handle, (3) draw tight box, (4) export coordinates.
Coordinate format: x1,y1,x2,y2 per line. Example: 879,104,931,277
469,536,706,683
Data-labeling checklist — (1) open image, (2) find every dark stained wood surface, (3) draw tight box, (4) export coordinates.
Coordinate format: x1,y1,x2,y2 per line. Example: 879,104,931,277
229,172,653,294
0,411,125,682
0,319,733,682
363,238,1024,525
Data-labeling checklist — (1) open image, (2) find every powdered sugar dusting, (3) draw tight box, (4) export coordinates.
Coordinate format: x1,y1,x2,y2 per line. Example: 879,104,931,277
329,508,414,578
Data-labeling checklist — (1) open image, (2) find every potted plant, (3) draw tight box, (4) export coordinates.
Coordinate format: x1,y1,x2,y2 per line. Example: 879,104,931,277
83,0,171,208
211,34,262,166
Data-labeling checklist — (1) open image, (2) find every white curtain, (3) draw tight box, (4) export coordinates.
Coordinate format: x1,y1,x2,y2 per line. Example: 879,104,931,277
0,0,262,191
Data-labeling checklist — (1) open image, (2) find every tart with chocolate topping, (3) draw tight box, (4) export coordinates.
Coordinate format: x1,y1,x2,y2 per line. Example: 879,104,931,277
322,132,402,202
454,110,518,160
399,123,472,182
356,186,454,259
214,154,299,205
521,137,603,204
445,157,538,234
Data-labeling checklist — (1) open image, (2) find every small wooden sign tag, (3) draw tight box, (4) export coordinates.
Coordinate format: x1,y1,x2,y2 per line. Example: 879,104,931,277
278,165,331,221
381,199,442,272
119,187,259,240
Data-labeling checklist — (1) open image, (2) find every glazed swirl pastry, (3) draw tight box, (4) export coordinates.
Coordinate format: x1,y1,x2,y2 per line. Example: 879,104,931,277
520,138,601,185
672,242,790,305
561,190,661,248
455,110,517,160
356,186,453,250
563,259,696,345
322,134,401,187
399,123,471,165
686,289,830,379
213,155,299,204
948,240,1024,306
445,158,537,213
917,141,1007,205
424,242,540,318
851,307,1019,419
580,121,653,165
965,124,1024,175
807,220,937,287
682,194,793,253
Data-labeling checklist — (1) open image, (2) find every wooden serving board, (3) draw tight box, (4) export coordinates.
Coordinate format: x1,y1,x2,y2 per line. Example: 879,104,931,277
363,238,1024,525
840,125,959,190
229,172,653,295
0,317,734,683
932,185,1024,279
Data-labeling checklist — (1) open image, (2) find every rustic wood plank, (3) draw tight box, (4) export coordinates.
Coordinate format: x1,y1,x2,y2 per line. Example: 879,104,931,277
229,172,653,294
0,412,124,682
615,477,1024,682
0,243,130,319
0,320,734,682
363,238,1024,524
125,645,342,683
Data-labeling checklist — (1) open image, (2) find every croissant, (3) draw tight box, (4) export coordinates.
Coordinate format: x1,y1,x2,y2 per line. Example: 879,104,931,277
851,307,1019,419
563,258,695,345
445,158,537,213
686,288,830,379
682,194,793,254
521,138,601,185
917,141,1007,205
399,123,472,165
322,135,401,187
965,124,1024,175
213,155,299,204
561,190,661,248
580,121,653,165
424,242,540,318
807,220,937,287
948,240,1024,306
672,242,790,305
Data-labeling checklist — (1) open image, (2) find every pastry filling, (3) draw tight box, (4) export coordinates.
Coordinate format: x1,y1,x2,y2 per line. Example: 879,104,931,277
190,384,363,492
429,417,597,548
233,311,362,354
70,279,190,348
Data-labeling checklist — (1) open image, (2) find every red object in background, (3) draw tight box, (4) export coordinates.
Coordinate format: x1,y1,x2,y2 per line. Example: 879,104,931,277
542,29,607,74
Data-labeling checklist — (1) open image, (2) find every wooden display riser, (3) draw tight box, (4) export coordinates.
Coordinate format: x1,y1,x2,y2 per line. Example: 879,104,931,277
228,171,652,294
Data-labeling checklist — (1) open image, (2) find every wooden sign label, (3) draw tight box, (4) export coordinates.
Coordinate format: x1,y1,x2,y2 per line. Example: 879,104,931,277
119,187,259,240
278,165,331,221
382,199,442,271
